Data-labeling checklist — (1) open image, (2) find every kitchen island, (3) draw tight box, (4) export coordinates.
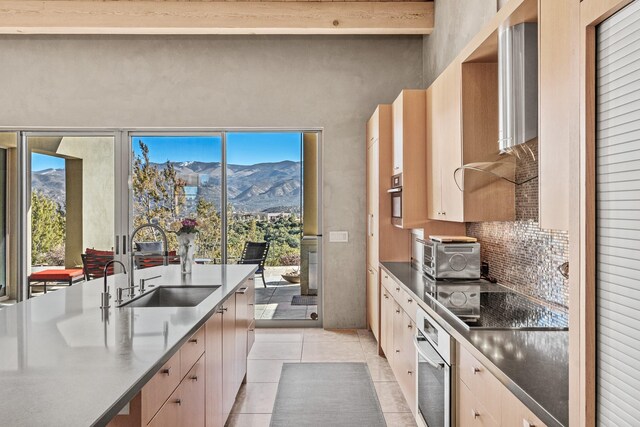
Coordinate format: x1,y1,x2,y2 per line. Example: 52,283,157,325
0,264,257,427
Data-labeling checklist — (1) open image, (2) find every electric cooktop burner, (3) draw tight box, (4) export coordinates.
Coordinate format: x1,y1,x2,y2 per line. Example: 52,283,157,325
423,277,569,330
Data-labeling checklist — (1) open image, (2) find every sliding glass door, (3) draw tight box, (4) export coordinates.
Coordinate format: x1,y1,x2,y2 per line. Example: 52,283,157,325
0,148,7,298
129,134,223,267
24,133,121,298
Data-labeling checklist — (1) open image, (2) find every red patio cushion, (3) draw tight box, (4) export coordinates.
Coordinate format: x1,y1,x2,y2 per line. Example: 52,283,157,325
29,269,84,281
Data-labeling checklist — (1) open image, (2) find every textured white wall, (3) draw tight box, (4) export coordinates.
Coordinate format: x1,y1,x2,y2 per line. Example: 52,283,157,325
0,35,423,328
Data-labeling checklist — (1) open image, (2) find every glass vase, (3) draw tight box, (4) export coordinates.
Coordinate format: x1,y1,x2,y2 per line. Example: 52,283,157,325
177,233,197,275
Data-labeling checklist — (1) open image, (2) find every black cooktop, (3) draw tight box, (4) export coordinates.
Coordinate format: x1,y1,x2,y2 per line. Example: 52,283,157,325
424,277,569,330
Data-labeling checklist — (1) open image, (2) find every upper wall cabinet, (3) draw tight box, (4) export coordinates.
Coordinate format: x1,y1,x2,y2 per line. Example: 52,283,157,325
391,90,429,229
427,61,515,223
538,0,578,231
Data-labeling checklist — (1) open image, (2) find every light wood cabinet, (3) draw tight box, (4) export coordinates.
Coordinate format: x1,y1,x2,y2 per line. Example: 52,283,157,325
109,283,252,427
391,90,428,229
141,351,182,425
222,295,237,421
149,356,205,427
180,326,205,379
457,343,547,427
380,283,394,365
205,311,223,427
366,105,411,343
538,0,578,231
458,381,499,427
427,61,514,223
382,272,417,416
366,266,380,342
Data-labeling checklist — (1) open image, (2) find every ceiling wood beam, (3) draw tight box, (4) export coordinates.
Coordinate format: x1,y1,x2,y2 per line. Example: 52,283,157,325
0,1,434,35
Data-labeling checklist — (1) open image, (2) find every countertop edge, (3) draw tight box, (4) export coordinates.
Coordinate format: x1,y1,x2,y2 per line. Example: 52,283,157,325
379,263,565,427
92,266,258,427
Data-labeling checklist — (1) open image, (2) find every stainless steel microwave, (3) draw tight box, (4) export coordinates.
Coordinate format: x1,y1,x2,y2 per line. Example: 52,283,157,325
423,239,481,279
388,173,402,227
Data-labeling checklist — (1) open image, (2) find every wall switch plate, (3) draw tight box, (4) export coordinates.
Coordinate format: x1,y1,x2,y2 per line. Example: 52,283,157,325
329,231,349,243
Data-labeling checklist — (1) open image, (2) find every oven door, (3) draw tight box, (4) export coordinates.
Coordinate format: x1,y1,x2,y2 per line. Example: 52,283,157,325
414,330,451,427
389,188,402,219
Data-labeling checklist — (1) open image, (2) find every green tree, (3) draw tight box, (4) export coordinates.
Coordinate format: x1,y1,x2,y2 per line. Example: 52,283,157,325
31,191,65,266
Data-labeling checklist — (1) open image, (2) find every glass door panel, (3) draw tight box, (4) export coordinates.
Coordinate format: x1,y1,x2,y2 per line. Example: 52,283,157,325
0,132,16,300
26,134,117,298
129,134,222,270
226,132,320,323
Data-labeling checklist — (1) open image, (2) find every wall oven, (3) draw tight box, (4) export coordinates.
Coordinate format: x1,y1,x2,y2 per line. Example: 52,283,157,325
388,173,403,227
414,306,454,427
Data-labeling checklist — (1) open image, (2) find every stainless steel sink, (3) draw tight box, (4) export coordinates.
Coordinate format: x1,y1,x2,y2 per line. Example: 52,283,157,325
119,286,219,308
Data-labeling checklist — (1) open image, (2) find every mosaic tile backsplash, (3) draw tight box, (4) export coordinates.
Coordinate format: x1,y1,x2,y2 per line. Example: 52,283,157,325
466,140,570,311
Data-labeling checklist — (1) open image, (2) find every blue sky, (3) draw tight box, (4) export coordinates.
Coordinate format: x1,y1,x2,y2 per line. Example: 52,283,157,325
133,132,302,165
32,153,65,171
31,132,303,171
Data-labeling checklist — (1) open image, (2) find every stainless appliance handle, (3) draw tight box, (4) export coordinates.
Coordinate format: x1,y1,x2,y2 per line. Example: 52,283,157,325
414,335,445,370
387,188,402,193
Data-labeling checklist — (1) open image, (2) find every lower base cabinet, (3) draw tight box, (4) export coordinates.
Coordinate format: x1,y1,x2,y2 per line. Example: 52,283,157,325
383,278,417,416
457,345,547,427
107,278,254,427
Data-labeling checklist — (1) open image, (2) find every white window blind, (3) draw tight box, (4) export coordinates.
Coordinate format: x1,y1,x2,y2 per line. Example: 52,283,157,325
597,1,640,426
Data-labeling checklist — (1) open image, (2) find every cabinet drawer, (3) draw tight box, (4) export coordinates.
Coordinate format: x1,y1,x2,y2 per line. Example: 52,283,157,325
181,326,205,379
458,346,502,421
142,351,182,425
458,381,499,427
501,385,547,427
380,271,396,293
149,355,206,427
399,289,417,323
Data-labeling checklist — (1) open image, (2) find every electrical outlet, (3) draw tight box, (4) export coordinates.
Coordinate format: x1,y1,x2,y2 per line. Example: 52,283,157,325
329,231,349,243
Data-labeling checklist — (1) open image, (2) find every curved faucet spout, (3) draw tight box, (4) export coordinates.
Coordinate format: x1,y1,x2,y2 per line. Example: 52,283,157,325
101,260,127,309
129,223,169,288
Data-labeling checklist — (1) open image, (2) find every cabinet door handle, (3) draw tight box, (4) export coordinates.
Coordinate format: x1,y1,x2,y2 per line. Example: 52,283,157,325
472,366,481,375
395,309,400,314
407,324,412,329
407,298,413,303
407,370,413,375
174,399,182,406
395,287,400,292
236,287,248,294
395,349,400,353
384,294,389,299
190,376,198,382
189,338,198,344
161,367,172,375
472,409,480,419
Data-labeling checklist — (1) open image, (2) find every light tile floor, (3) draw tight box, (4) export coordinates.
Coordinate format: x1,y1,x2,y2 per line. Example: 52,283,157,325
227,328,417,427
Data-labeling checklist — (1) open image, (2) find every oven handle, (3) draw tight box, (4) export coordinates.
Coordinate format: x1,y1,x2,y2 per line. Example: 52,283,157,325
387,188,402,193
414,335,445,370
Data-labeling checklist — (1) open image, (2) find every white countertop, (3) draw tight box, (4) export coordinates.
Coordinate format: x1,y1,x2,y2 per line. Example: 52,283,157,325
0,264,257,427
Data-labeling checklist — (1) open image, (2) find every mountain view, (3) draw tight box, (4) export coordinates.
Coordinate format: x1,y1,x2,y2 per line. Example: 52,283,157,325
31,160,302,213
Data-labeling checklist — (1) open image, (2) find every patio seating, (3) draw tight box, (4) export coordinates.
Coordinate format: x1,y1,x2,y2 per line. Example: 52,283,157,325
238,241,270,287
81,249,115,281
135,250,180,269
28,268,84,297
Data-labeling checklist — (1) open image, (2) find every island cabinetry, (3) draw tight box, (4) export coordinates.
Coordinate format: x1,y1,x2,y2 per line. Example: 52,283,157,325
141,351,182,425
107,277,254,427
148,355,205,427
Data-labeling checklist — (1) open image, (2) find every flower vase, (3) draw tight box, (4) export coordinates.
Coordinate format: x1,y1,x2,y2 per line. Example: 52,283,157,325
177,233,197,275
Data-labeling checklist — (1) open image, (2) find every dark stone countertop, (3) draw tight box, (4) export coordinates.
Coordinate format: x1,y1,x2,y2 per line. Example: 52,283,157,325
380,262,568,427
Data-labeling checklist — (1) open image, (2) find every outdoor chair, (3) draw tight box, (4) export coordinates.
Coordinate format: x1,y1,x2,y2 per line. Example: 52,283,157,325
238,241,270,287
81,250,116,281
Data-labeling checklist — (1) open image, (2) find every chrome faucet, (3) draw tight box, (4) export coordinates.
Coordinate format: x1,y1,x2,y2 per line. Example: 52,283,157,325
129,223,169,288
101,260,127,309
